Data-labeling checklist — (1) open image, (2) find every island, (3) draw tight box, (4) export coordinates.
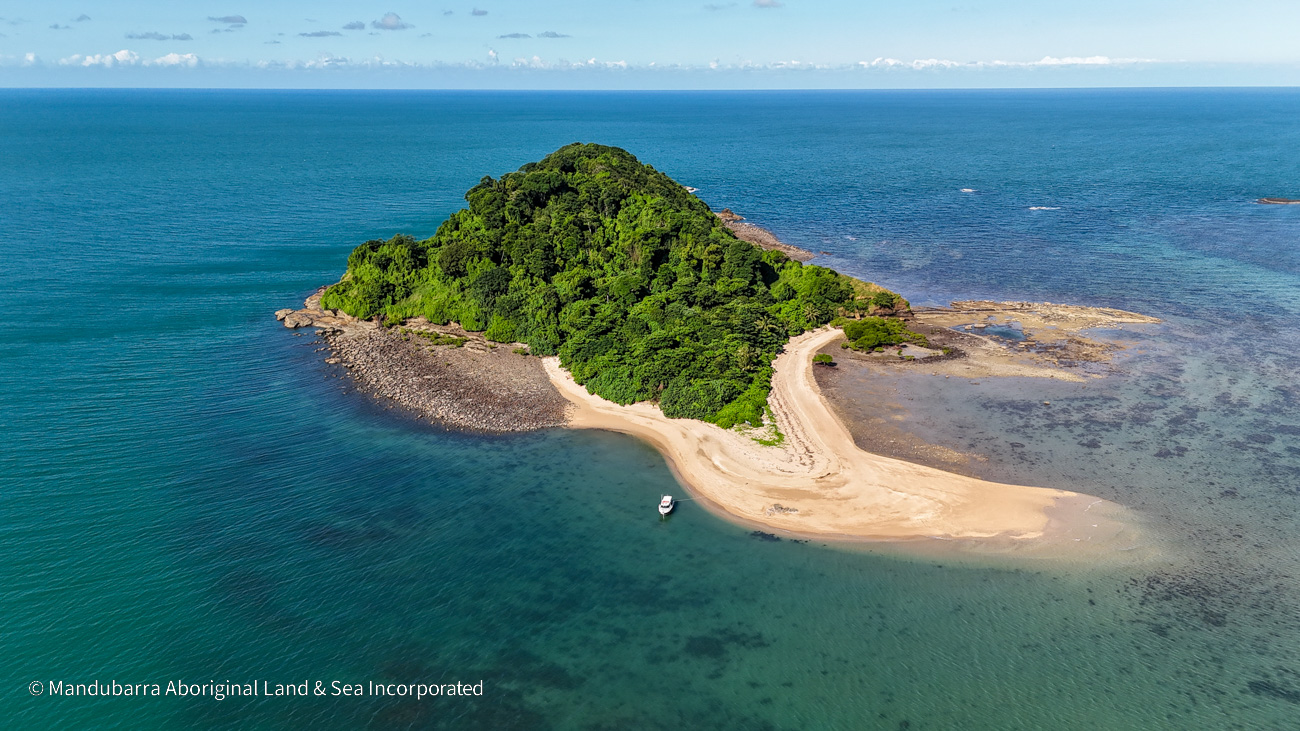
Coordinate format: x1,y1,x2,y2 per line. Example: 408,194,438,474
280,143,1140,552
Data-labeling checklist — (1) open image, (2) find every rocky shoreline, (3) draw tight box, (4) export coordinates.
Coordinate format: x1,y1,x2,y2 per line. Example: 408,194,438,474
715,209,816,262
836,299,1161,380
277,289,569,432
813,300,1164,478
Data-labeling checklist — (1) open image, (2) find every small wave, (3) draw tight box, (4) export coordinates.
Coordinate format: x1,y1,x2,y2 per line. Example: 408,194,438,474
845,236,857,241
1028,206,1060,210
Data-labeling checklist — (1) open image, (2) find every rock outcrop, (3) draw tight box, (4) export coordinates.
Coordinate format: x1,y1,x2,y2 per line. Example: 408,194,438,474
714,210,816,262
274,290,367,333
275,288,568,431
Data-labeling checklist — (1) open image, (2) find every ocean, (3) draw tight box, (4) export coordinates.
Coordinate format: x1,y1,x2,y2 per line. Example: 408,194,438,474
3,88,1300,729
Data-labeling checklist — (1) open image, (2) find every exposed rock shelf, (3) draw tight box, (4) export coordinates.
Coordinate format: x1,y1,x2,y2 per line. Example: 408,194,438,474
277,290,569,432
714,209,816,262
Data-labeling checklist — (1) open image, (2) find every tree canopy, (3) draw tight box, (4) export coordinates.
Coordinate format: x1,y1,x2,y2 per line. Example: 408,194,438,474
322,143,878,427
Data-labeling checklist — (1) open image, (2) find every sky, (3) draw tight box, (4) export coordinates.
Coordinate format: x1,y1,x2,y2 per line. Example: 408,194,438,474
2,0,1299,88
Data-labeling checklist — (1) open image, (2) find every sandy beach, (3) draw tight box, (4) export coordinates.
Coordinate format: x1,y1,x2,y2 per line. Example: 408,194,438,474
285,285,1147,555
545,327,1139,551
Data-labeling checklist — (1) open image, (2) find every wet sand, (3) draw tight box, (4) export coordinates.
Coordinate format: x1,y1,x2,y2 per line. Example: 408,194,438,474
284,289,1153,558
544,327,1142,557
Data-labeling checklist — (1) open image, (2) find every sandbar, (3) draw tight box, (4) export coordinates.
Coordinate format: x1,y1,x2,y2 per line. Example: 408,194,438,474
544,327,1138,552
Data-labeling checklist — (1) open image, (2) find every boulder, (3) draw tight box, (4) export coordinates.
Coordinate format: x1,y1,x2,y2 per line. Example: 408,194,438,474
284,312,314,329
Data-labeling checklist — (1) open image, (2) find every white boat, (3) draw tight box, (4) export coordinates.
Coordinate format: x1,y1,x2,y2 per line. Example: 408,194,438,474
659,495,675,516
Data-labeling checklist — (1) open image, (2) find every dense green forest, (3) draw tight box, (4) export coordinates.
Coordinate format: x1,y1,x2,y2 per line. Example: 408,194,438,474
322,143,905,427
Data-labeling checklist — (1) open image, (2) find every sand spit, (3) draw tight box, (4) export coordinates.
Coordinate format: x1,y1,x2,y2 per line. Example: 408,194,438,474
280,289,1146,556
277,291,568,431
545,327,1138,553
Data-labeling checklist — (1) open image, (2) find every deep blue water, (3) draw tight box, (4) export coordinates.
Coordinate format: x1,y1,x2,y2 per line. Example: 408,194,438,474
3,89,1300,729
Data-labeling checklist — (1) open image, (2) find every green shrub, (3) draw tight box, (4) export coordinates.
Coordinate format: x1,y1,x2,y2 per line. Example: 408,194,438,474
838,316,929,352
712,382,769,429
870,290,899,310
401,329,467,348
484,314,518,343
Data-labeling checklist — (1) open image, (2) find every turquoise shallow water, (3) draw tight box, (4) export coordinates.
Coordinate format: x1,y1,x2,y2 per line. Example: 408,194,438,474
3,89,1300,729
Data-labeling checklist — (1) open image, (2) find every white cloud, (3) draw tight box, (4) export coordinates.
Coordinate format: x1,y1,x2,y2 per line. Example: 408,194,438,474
508,55,628,70
148,52,199,67
858,55,1156,70
51,49,203,68
255,53,425,70
1027,55,1128,66
753,0,782,7
295,53,352,69
60,49,141,67
233,54,1156,74
859,58,960,70
21,48,1164,76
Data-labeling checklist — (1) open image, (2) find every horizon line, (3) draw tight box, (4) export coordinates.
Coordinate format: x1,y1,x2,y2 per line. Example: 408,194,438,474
3,84,1300,92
